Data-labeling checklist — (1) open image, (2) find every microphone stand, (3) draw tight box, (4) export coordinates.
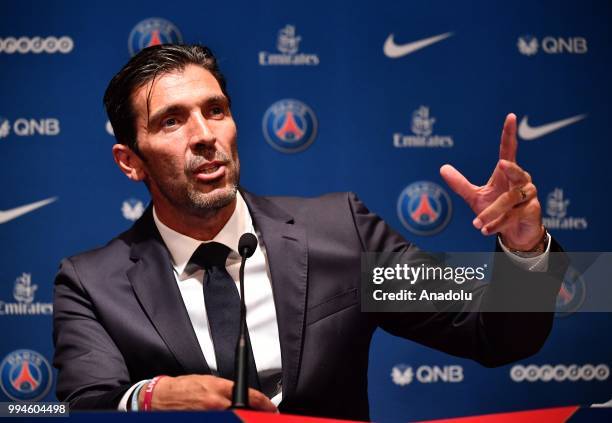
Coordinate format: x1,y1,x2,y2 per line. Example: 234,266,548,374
231,247,250,409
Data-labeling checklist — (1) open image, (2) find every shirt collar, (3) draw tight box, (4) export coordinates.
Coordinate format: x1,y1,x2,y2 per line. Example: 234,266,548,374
153,191,253,278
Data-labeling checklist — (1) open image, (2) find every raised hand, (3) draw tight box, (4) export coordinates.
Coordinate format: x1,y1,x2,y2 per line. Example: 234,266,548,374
440,113,545,251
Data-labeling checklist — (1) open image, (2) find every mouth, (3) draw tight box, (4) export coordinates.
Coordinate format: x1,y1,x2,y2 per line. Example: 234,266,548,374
193,161,227,182
200,165,221,174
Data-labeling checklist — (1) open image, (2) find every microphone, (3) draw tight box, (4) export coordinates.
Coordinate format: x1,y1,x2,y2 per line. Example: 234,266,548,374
238,233,258,259
231,233,258,409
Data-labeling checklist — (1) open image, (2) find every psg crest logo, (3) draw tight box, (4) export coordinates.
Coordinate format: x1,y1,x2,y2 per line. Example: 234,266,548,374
0,349,52,401
397,181,452,236
262,99,318,153
128,18,183,56
555,266,586,317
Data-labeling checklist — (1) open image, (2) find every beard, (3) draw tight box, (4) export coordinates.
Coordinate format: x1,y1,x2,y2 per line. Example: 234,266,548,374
186,182,237,211
146,147,240,217
185,148,240,215
185,176,238,214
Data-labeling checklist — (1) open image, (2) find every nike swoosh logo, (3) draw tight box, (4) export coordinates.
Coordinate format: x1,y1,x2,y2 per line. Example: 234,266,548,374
384,32,453,58
518,114,587,140
0,197,58,224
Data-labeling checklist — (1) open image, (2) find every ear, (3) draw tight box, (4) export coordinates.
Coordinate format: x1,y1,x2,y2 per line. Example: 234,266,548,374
112,143,147,182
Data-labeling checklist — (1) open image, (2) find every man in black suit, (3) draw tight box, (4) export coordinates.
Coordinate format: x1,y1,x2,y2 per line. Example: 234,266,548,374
53,44,562,420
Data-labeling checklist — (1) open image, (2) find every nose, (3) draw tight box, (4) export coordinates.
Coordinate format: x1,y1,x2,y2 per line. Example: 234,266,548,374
189,112,216,150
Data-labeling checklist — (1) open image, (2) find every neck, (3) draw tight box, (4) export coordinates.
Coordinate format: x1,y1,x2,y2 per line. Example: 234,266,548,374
153,198,237,241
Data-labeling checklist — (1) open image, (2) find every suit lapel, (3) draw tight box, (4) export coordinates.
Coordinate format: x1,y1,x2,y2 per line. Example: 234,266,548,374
243,191,308,402
126,207,210,375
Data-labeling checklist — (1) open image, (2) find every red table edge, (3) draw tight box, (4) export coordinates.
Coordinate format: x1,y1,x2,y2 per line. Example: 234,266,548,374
234,405,580,423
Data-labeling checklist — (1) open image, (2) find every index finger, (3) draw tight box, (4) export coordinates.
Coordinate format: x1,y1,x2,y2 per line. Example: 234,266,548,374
499,113,518,163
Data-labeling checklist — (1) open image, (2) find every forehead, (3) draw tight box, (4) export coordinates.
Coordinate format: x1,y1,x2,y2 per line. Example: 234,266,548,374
132,64,224,116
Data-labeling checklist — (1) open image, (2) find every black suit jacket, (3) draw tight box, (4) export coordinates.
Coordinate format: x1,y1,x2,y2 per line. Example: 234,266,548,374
53,191,566,420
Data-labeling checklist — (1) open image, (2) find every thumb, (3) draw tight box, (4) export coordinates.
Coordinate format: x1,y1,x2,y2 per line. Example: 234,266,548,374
440,164,476,202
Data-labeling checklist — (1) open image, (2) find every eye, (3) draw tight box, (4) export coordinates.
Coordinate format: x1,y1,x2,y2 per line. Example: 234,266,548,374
163,117,177,127
209,106,225,118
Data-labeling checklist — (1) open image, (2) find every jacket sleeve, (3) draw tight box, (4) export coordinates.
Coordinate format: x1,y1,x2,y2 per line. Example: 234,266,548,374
53,258,132,409
347,191,568,367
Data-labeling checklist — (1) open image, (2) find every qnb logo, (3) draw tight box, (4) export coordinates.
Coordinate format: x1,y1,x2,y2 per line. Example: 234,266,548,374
259,25,320,66
393,106,454,148
105,120,114,136
517,36,588,56
543,188,588,230
517,36,538,56
391,365,463,386
511,364,610,383
122,199,145,221
0,117,60,139
0,36,73,54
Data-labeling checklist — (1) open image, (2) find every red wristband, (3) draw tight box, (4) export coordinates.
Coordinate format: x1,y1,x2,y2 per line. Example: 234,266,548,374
143,375,167,411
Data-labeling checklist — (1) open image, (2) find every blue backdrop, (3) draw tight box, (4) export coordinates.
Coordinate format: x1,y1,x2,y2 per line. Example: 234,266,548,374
1,0,611,420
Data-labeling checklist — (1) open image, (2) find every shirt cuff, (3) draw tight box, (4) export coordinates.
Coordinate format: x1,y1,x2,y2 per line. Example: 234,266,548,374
498,233,551,272
271,391,283,407
118,380,149,411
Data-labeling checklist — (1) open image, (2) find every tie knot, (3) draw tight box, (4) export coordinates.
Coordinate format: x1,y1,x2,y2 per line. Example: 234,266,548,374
190,242,231,269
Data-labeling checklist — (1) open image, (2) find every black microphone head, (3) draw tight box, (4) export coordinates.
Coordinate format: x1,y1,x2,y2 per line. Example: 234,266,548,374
238,233,258,258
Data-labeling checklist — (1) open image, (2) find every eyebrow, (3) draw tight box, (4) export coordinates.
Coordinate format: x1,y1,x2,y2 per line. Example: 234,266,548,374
147,95,229,129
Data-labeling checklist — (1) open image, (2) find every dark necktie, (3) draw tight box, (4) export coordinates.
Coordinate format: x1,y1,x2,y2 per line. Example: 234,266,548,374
190,242,261,390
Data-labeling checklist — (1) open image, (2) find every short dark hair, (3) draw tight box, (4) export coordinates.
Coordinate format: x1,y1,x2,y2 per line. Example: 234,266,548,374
103,44,231,154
